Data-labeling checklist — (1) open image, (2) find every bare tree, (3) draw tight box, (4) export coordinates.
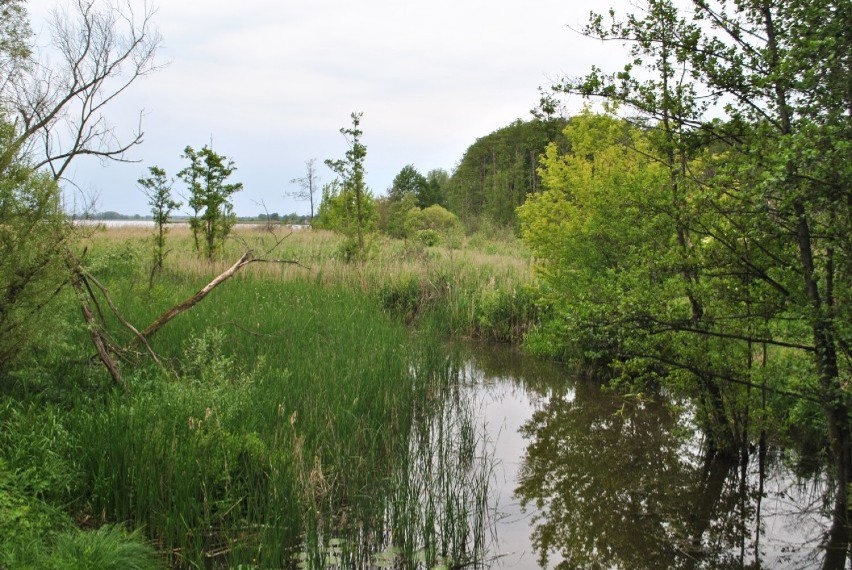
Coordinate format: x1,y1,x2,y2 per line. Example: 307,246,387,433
0,0,162,379
288,158,320,225
0,0,162,179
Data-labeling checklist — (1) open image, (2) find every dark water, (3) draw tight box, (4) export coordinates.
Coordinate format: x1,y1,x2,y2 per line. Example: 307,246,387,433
459,343,833,570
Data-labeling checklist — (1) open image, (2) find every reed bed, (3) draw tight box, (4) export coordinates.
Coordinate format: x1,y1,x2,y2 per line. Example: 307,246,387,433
81,224,538,345
8,225,522,568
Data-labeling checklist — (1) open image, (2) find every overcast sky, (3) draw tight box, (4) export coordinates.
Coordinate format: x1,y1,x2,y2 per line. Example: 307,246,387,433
26,0,629,216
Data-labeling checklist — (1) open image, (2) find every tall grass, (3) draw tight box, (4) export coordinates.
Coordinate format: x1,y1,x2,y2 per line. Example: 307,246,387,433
42,226,518,567
82,225,538,344
0,225,520,567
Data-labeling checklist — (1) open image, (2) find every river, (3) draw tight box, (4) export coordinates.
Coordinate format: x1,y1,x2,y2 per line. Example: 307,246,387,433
455,343,833,570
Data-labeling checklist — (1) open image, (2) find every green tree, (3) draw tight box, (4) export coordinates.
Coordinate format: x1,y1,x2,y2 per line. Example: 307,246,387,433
138,166,181,285
447,117,569,228
0,0,160,375
178,145,243,260
377,192,417,239
0,1,30,82
388,165,428,203
519,113,673,363
422,168,449,209
324,112,371,257
529,0,851,564
314,178,377,258
0,129,69,371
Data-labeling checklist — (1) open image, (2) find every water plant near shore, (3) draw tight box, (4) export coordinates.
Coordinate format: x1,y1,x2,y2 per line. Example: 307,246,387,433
2,225,509,567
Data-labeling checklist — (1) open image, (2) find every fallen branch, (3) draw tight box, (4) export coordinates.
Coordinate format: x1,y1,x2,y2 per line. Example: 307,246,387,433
139,250,305,343
83,270,163,366
141,250,256,339
71,246,304,382
69,265,125,390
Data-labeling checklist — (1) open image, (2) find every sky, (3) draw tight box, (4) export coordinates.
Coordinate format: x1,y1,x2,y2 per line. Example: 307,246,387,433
25,0,629,216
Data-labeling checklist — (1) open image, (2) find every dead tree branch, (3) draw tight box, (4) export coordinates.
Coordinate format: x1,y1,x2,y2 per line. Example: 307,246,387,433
137,249,306,344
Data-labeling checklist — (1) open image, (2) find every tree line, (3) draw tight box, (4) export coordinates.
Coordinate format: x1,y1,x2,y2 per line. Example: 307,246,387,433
517,1,850,567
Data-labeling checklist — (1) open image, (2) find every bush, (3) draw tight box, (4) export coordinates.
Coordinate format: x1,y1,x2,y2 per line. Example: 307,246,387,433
415,229,440,246
0,160,75,375
403,205,463,247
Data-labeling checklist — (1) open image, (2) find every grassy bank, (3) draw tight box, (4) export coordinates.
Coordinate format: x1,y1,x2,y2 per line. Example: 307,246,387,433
1,225,531,568
85,225,537,344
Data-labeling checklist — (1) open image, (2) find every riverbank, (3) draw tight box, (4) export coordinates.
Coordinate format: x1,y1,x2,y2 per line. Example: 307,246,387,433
0,225,837,569
0,225,536,568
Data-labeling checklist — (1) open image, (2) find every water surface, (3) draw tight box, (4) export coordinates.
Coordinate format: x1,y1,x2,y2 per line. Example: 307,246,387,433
459,343,832,570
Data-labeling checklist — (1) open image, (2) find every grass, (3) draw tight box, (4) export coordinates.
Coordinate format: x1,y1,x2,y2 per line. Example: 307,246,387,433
2,225,526,568
84,225,537,344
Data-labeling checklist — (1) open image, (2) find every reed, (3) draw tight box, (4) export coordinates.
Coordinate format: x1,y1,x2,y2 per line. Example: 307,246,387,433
0,225,519,566
64,228,504,566
82,224,538,344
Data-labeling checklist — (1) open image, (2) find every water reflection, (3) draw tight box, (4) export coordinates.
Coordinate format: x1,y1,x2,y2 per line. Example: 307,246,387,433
460,343,833,570
299,343,834,569
297,347,498,570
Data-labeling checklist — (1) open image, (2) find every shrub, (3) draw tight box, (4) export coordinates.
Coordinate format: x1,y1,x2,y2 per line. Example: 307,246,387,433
415,229,440,246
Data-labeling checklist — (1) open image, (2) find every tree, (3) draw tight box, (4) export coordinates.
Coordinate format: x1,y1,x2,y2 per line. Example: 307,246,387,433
0,1,30,84
324,112,371,257
1,0,161,178
0,126,69,371
422,168,449,209
446,118,569,228
376,192,416,239
389,164,427,203
288,158,320,225
138,165,180,285
314,178,377,246
178,145,243,261
529,0,851,565
0,0,161,375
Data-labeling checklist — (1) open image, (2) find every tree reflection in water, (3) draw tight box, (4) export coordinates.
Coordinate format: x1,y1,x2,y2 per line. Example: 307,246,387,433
513,377,832,569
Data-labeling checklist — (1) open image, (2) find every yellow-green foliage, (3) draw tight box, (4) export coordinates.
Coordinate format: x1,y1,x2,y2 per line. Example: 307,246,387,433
517,112,675,359
403,204,463,247
519,112,668,282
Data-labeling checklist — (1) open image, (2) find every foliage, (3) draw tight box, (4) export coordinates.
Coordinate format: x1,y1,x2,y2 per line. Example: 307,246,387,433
178,145,243,260
422,168,450,209
387,164,447,211
0,126,73,373
527,0,851,563
314,179,377,249
446,117,569,227
0,0,30,78
519,112,670,360
324,112,371,258
389,164,428,203
0,0,160,377
404,204,463,247
377,192,417,238
137,165,180,284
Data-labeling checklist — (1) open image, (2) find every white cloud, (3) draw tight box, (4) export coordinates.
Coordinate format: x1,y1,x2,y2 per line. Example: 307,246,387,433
26,0,630,215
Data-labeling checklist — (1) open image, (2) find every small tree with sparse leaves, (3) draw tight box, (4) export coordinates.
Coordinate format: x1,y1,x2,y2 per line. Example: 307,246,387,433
138,165,181,285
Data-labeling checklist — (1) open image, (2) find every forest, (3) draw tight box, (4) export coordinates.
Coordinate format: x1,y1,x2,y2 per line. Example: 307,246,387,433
1,0,850,568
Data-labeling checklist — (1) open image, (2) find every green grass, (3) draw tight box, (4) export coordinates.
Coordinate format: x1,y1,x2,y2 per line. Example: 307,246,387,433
84,225,537,344
0,226,519,567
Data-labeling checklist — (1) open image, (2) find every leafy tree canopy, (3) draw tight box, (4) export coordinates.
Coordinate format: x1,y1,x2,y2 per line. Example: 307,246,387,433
446,117,569,228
